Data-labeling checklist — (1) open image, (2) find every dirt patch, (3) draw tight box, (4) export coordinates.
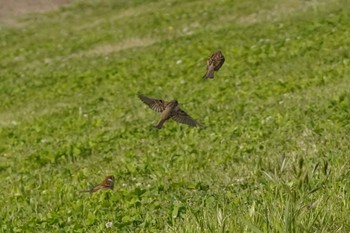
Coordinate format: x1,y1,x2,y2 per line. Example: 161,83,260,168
19,37,158,71
0,0,71,23
221,0,340,25
86,38,158,56
65,37,158,59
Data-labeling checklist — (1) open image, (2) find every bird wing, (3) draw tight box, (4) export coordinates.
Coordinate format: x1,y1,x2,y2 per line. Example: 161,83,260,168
171,108,203,127
213,52,225,71
214,57,225,71
138,94,167,112
89,184,104,193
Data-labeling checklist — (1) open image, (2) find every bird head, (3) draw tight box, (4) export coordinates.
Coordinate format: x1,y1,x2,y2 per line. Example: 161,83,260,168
168,100,179,109
169,100,178,105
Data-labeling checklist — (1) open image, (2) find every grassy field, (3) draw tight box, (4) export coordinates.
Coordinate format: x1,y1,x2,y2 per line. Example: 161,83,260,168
1,0,350,232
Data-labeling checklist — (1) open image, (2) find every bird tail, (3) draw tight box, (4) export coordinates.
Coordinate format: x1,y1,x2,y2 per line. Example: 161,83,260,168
79,190,92,193
155,119,165,129
80,185,103,193
202,67,215,79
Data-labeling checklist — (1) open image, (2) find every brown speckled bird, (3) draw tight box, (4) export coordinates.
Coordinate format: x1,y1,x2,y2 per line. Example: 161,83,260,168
138,94,203,129
203,50,225,79
82,176,115,193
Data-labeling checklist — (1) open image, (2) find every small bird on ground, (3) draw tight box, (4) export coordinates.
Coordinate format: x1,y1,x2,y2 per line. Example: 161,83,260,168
138,94,203,129
202,50,225,79
81,175,115,193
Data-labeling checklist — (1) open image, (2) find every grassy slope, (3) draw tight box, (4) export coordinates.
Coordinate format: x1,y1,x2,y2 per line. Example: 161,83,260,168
1,0,350,232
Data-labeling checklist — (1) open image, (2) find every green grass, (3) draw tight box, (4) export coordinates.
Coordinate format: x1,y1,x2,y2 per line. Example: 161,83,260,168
1,0,350,232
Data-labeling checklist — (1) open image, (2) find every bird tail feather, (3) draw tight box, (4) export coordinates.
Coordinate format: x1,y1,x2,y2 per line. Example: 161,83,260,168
202,68,215,79
155,120,165,129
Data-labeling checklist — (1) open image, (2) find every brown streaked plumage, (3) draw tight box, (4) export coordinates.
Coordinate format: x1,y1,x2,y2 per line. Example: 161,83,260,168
82,176,115,193
203,50,225,79
138,94,203,129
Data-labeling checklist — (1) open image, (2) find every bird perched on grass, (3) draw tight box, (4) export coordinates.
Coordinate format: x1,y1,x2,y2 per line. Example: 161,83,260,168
81,175,115,193
202,50,225,79
138,94,203,129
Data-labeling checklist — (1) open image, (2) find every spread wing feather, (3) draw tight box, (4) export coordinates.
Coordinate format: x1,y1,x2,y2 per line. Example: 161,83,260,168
171,108,202,127
138,94,167,112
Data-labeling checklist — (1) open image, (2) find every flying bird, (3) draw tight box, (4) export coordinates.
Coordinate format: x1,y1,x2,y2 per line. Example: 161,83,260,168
81,175,115,193
138,94,203,129
202,50,225,79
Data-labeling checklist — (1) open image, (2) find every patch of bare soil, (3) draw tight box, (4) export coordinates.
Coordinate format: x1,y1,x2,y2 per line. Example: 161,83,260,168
0,0,71,24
